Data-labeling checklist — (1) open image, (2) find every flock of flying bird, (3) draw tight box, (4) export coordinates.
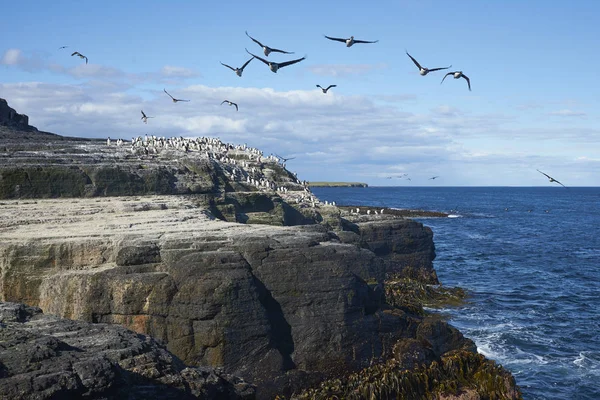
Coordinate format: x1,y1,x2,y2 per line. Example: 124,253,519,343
58,32,567,188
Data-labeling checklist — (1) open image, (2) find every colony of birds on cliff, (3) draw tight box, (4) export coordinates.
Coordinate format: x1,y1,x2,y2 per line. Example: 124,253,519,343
58,32,566,187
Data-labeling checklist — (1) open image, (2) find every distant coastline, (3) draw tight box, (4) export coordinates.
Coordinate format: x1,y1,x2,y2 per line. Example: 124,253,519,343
308,181,368,188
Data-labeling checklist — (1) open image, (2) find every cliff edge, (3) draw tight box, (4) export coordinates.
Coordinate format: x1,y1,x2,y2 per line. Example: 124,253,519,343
0,101,521,399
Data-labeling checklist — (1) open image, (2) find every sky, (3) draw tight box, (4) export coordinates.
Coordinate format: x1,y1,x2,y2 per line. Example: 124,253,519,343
1,0,599,186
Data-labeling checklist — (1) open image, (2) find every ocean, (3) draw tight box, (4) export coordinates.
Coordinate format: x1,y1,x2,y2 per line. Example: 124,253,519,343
311,186,600,400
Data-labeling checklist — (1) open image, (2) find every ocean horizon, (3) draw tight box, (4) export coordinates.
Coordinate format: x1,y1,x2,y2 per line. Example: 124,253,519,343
312,186,600,400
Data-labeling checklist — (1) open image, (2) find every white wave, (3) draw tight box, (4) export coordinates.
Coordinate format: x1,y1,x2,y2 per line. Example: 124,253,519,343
573,351,600,375
447,214,462,218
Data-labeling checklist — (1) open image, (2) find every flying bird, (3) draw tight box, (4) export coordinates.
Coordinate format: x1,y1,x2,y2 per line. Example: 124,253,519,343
429,176,439,180
246,31,294,57
163,89,190,103
220,57,254,77
140,110,154,124
245,49,305,73
324,35,378,47
275,154,295,163
71,51,88,64
58,46,68,50
537,169,567,188
221,100,238,111
441,71,471,91
316,84,337,93
406,51,451,76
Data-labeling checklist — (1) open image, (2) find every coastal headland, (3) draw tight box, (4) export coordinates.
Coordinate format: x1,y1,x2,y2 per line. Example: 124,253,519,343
0,100,521,399
308,181,368,187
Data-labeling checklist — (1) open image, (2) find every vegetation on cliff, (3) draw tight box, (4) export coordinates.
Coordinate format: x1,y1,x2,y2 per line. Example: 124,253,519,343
287,349,521,399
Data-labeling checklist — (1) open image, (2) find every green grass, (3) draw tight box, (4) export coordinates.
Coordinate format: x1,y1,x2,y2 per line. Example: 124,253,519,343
308,181,368,187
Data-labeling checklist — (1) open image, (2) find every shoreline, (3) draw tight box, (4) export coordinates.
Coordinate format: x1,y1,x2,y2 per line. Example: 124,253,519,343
308,181,368,187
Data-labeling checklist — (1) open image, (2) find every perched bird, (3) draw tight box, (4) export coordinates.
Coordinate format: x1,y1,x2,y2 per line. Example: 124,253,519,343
220,57,254,77
537,169,567,188
163,89,190,103
441,71,471,91
245,49,305,73
316,84,337,93
140,110,154,124
275,154,295,163
429,176,439,180
406,51,451,76
324,35,378,47
58,46,68,50
71,51,88,64
221,100,238,111
246,31,294,57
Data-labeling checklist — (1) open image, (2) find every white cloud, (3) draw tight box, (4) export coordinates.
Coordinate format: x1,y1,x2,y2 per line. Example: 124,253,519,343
160,65,199,79
307,63,387,77
548,109,587,117
1,81,598,186
1,49,22,65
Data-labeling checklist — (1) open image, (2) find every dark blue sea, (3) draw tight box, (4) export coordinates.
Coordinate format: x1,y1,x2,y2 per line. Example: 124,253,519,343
312,186,600,400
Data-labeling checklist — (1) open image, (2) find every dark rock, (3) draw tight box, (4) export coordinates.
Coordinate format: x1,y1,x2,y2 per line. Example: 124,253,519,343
353,219,438,283
0,301,255,400
0,98,29,128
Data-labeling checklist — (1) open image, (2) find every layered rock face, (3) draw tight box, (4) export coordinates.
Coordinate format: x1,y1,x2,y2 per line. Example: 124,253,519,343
0,301,255,399
0,195,444,398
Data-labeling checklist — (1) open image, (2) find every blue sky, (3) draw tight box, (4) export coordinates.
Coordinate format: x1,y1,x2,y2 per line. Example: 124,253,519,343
1,0,599,186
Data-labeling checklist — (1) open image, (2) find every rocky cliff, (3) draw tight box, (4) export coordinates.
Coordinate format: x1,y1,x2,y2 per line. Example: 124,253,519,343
0,104,521,399
0,301,254,399
0,195,448,398
0,98,29,128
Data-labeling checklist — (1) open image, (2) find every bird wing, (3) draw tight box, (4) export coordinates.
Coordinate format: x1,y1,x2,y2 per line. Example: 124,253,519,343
240,57,254,70
245,49,269,65
537,169,566,187
353,39,378,44
221,100,228,105
427,65,452,72
278,56,306,68
316,85,322,89
141,110,147,118
269,47,294,54
537,169,554,180
326,85,337,90
84,56,88,64
324,35,347,43
163,89,175,100
440,72,454,84
461,74,471,91
245,31,264,48
406,51,423,70
71,51,80,56
220,62,235,71
176,99,190,102
233,103,238,111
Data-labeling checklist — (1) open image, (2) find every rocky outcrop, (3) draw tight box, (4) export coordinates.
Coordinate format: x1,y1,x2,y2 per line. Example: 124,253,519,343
0,196,446,399
0,118,520,398
353,219,438,283
0,98,29,128
0,301,255,399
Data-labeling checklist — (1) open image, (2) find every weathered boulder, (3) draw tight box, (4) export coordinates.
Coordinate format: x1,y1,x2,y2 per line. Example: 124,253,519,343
0,301,255,399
